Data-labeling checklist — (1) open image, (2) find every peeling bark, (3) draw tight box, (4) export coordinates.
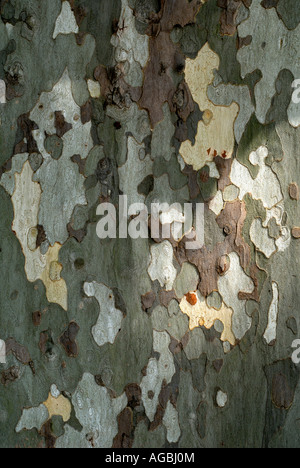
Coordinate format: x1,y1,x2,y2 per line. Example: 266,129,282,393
0,0,300,449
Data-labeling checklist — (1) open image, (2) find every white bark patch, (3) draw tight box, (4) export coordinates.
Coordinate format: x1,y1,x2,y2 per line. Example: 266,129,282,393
0,153,28,196
287,98,300,128
159,205,187,242
50,384,61,399
231,146,283,209
148,241,177,291
207,161,220,179
218,252,254,341
141,331,176,422
216,390,228,408
0,340,5,364
250,218,276,259
56,373,127,448
230,146,290,255
53,1,79,39
209,184,240,215
209,190,224,216
16,405,49,433
263,204,291,253
30,69,94,245
163,401,181,443
264,282,279,345
84,282,124,347
0,79,6,103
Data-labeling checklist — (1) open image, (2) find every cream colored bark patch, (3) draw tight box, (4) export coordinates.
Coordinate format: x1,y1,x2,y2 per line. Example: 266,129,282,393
180,43,239,170
209,190,224,216
11,162,67,310
41,244,67,311
179,291,235,346
87,79,101,98
44,391,72,422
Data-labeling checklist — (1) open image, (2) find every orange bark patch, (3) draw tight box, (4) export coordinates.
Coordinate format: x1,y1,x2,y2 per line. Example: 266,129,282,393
185,292,197,306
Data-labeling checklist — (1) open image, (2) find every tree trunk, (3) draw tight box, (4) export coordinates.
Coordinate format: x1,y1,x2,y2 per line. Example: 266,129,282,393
0,0,300,449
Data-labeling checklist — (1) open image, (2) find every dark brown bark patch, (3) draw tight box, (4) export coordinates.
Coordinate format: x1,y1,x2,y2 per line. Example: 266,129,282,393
218,0,252,36
14,113,39,154
139,0,202,128
54,111,73,138
59,322,80,358
141,291,156,311
1,366,20,386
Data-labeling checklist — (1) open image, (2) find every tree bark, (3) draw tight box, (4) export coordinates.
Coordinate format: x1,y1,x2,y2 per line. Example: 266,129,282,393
0,0,300,448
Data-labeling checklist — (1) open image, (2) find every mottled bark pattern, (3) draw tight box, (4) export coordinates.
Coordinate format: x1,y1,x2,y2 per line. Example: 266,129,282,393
0,0,300,449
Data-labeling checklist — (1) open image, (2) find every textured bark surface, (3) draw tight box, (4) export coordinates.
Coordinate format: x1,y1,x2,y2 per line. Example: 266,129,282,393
1,0,300,448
